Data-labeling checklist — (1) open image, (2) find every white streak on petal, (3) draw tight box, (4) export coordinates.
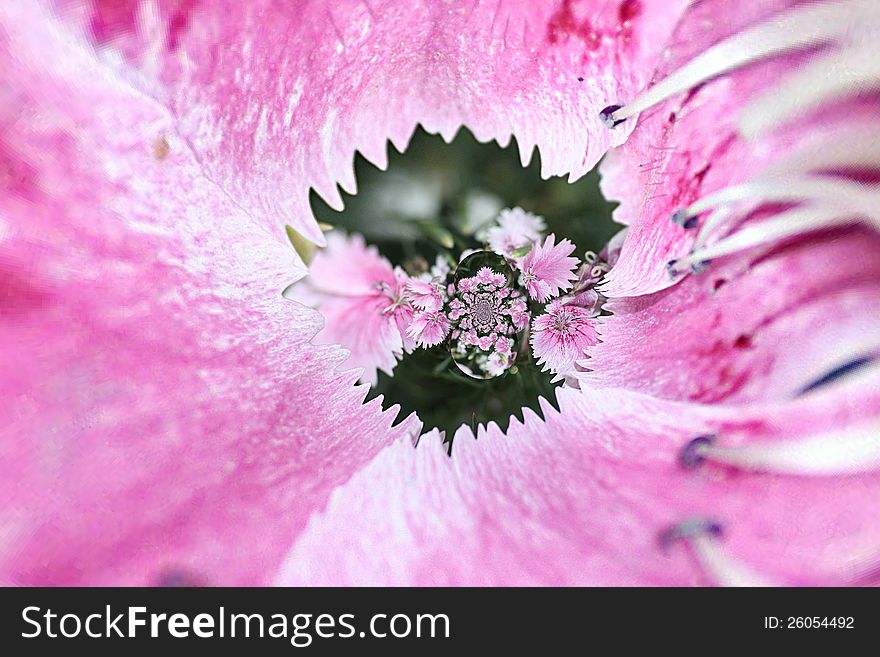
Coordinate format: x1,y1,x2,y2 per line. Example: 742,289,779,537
684,205,859,265
690,535,776,587
741,45,880,139
765,129,880,175
702,422,880,475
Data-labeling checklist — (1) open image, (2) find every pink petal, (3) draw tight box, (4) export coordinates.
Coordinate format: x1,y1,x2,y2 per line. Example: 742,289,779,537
305,231,398,297
406,278,443,311
308,294,407,385
0,11,420,585
583,229,880,403
289,231,412,383
57,0,690,246
278,384,880,585
599,0,859,298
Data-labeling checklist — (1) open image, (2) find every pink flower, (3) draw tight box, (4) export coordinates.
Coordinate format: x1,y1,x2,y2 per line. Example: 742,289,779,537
506,299,531,331
405,278,444,312
475,266,506,287
486,207,546,258
289,231,414,384
517,234,579,302
495,337,513,356
485,351,511,377
2,0,879,588
531,301,599,377
406,311,450,348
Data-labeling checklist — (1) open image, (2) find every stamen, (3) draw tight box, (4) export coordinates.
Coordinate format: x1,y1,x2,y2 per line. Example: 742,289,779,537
740,45,880,139
590,263,610,278
682,177,880,222
684,130,880,250
659,519,773,586
600,0,878,126
692,423,880,475
598,104,625,128
678,434,717,469
797,354,876,396
691,207,733,252
671,130,880,251
671,209,699,230
688,533,775,587
674,205,859,271
667,176,880,273
666,253,710,277
658,518,723,552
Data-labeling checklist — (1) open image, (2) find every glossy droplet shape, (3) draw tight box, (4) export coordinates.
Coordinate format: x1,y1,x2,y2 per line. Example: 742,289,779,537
447,251,529,379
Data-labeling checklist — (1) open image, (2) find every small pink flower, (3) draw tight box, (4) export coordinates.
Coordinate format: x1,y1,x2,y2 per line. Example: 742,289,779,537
475,266,506,287
485,351,511,377
517,234,579,302
461,330,479,346
506,299,530,330
530,301,598,377
406,311,450,348
487,207,546,258
457,277,478,293
291,232,414,384
495,337,513,356
406,278,443,312
476,266,494,283
477,335,494,351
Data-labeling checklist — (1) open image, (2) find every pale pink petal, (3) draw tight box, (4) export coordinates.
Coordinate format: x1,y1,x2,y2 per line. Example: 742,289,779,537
406,278,443,311
598,0,875,298
583,229,880,403
278,383,880,585
305,231,398,297
289,231,412,383
393,301,417,352
487,207,545,258
485,351,511,376
56,0,690,247
308,294,407,386
0,9,420,585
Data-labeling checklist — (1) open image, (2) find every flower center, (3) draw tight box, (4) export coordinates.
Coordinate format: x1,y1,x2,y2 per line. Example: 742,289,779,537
554,312,573,332
447,252,527,380
295,127,619,442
